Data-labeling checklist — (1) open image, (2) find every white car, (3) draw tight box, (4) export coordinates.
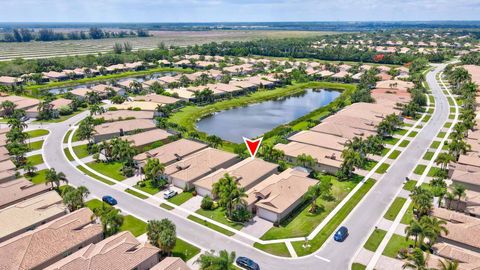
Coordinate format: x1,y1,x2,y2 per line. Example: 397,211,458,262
163,190,178,199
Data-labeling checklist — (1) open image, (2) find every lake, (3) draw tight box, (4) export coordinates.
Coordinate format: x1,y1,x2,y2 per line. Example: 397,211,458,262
196,88,341,143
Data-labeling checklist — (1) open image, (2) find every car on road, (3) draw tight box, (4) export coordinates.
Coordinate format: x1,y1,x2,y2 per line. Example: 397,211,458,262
163,190,178,199
334,226,349,242
236,256,260,270
102,195,117,206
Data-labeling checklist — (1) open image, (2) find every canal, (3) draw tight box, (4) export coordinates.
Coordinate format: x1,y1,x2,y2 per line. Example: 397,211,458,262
196,88,341,143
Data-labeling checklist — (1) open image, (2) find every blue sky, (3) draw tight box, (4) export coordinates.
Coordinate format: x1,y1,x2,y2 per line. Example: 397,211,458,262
2,0,480,22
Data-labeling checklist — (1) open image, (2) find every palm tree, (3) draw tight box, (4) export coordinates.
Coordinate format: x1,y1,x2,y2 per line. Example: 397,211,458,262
405,219,425,247
196,250,236,270
144,158,165,182
212,173,248,220
94,206,124,237
435,153,454,171
1,100,17,116
23,161,37,176
402,248,430,270
450,183,466,211
304,179,332,213
420,216,448,246
45,168,67,189
338,148,362,179
438,259,459,270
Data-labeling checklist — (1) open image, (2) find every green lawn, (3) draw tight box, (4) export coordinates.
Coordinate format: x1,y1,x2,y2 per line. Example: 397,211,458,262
125,188,148,199
375,163,390,174
430,141,441,149
254,242,291,257
394,129,407,136
401,203,414,225
77,165,115,185
120,215,147,237
72,144,91,159
407,131,418,137
64,148,75,161
437,132,446,139
63,130,72,143
160,203,174,210
403,180,417,191
196,207,244,230
413,165,427,175
86,161,125,181
291,179,376,256
168,191,194,206
27,154,44,166
362,160,378,171
187,215,235,236
384,197,407,221
352,263,366,270
28,140,44,151
364,229,387,252
448,114,455,119
382,234,415,258
134,180,162,195
443,122,452,128
85,198,112,211
399,140,410,147
26,129,49,138
383,137,400,145
422,115,431,123
388,150,401,159
261,175,359,240
25,169,49,184
423,152,434,160
172,238,201,262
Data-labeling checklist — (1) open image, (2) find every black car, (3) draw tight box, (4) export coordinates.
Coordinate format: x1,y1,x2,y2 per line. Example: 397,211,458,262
236,256,260,270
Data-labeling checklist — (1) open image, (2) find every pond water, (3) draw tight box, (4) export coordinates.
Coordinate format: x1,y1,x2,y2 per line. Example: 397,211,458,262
196,88,341,143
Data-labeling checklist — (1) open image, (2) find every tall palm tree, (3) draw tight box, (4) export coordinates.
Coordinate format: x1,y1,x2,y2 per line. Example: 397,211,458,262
212,173,248,219
435,153,454,171
45,168,67,189
405,219,424,247
94,206,124,237
420,216,448,246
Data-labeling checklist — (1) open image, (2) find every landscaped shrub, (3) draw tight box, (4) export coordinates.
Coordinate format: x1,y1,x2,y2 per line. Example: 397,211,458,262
108,107,118,111
201,195,214,210
58,106,73,115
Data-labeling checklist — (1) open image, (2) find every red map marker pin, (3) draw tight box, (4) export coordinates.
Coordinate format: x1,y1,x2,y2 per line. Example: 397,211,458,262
243,137,263,159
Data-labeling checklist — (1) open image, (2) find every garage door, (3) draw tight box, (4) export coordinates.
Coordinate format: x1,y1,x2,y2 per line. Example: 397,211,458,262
195,187,211,198
172,179,186,189
257,208,278,223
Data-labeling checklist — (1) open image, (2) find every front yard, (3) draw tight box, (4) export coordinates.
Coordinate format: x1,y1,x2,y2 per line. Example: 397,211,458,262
260,174,359,240
86,161,126,181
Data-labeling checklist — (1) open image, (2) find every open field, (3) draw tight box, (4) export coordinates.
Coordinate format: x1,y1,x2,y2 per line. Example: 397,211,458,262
0,30,332,61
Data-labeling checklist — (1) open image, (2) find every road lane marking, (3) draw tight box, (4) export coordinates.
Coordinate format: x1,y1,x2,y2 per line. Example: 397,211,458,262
315,255,331,262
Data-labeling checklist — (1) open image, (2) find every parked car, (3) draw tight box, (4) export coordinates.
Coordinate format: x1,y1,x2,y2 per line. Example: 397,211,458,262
334,226,349,242
102,195,117,206
163,190,178,199
236,256,260,270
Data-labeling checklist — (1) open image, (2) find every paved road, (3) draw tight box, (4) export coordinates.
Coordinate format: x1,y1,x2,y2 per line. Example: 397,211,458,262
42,64,449,270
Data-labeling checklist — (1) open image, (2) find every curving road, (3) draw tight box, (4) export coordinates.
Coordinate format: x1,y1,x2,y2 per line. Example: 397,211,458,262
42,64,449,270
